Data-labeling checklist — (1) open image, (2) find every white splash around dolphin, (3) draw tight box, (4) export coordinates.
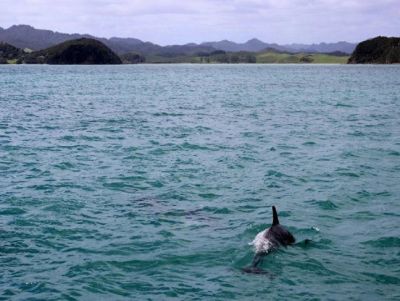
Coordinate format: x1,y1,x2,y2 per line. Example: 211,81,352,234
249,229,274,254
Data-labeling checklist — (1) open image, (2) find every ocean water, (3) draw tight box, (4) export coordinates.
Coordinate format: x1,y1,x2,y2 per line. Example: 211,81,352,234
0,64,399,300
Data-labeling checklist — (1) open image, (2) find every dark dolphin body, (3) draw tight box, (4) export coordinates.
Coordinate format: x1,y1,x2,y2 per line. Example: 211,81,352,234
242,206,296,274
266,206,295,247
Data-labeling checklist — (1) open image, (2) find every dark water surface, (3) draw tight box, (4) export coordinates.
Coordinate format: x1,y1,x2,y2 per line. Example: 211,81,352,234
0,65,399,300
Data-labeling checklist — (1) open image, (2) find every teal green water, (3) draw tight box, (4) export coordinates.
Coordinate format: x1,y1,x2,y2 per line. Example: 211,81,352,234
0,65,399,300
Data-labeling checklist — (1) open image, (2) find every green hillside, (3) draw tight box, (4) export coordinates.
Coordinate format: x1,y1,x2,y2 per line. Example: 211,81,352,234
141,50,348,64
256,51,348,64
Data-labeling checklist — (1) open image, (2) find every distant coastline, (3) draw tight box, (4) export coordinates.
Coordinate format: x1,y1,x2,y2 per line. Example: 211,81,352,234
0,25,398,65
0,38,349,65
0,40,350,65
0,24,350,65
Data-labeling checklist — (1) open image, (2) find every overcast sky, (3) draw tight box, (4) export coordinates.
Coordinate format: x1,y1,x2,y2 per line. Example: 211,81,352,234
2,0,399,45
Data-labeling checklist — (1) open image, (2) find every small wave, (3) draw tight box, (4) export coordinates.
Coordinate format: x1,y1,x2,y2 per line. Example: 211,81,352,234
307,199,338,210
80,135,103,141
361,237,400,248
267,182,281,188
0,207,26,215
362,272,400,285
53,162,75,170
60,135,75,141
202,206,232,214
18,281,50,294
338,171,360,178
236,204,261,213
266,170,287,178
153,112,185,117
356,190,391,199
341,151,359,158
335,103,353,108
147,180,164,188
102,182,140,193
180,142,211,151
348,131,365,137
291,258,337,276
198,193,221,200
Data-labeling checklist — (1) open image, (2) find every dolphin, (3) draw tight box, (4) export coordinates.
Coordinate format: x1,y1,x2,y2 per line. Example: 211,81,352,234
242,206,296,274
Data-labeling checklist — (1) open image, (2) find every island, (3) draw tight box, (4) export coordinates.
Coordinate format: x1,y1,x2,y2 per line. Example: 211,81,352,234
348,36,400,64
18,38,122,65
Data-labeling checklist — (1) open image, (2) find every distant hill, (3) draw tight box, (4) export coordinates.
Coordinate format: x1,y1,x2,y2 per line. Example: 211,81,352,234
0,25,155,54
0,25,92,51
0,25,357,56
202,38,356,54
201,38,286,52
0,25,213,56
283,41,356,54
19,38,122,64
105,37,149,54
348,36,400,64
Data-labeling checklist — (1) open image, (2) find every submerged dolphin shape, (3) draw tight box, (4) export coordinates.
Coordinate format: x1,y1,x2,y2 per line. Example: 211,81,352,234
242,206,295,274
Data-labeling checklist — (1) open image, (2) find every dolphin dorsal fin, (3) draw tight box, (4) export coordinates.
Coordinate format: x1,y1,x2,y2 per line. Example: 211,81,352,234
272,206,279,225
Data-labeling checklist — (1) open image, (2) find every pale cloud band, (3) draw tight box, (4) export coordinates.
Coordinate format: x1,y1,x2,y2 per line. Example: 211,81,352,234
2,0,399,44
